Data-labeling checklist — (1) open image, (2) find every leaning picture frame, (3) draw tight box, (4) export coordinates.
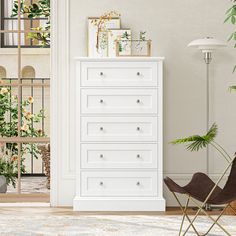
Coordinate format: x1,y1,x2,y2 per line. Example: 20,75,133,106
108,29,132,57
87,17,121,58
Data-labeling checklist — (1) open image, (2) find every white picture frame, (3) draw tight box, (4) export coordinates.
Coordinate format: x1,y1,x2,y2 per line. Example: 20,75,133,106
88,17,121,58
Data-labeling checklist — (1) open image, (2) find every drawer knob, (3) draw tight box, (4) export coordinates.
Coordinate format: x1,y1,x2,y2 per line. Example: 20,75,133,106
100,99,104,104
100,182,104,186
100,72,104,76
136,99,141,104
100,127,104,131
137,127,141,131
137,72,141,76
100,154,104,158
136,182,141,186
137,154,141,158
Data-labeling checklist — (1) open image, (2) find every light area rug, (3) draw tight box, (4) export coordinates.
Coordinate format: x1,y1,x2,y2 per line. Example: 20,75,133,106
0,214,235,236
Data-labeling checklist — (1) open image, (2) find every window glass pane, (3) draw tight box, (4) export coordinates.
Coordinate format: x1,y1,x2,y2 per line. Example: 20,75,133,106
0,85,19,138
21,142,50,194
0,142,19,194
3,0,19,18
21,82,50,138
1,31,47,47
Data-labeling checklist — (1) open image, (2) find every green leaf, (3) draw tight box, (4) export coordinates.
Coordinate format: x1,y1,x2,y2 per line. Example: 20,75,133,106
232,65,236,73
229,85,236,91
231,15,236,24
171,123,218,152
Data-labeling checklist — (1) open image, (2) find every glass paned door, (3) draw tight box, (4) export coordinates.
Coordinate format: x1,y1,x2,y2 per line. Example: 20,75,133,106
0,0,50,201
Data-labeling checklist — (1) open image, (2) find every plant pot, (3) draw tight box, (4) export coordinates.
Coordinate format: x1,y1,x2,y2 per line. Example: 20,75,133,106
0,175,7,193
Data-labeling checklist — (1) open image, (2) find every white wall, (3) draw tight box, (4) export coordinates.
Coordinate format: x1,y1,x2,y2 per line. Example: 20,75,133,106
54,0,236,206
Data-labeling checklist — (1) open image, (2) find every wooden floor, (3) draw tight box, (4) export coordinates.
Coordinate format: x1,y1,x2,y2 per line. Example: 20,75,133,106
0,193,50,203
0,206,225,216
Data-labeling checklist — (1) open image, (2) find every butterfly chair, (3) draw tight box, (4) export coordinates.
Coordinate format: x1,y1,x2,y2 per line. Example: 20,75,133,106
164,156,236,236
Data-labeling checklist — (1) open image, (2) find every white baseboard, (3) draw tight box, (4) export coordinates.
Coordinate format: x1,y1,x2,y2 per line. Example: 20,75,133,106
73,198,166,211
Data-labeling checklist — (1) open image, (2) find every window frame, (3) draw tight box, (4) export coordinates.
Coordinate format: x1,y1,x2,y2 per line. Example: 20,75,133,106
0,0,50,197
0,0,49,48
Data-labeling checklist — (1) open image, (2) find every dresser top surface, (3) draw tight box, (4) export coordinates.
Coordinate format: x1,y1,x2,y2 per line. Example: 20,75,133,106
74,57,164,62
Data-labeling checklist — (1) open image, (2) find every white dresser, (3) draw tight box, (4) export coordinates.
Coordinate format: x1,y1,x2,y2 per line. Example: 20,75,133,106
73,57,165,211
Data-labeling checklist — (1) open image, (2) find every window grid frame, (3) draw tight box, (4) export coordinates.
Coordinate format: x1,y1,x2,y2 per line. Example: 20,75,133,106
0,0,50,195
1,0,49,48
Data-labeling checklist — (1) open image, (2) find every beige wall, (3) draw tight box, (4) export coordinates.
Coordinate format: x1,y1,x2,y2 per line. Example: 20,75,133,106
69,0,236,206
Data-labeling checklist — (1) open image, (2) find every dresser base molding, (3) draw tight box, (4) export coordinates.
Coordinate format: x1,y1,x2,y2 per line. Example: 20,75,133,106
73,198,166,211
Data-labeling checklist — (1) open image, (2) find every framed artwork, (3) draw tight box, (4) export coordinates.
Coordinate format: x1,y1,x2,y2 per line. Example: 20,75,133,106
108,29,132,57
116,40,152,57
88,17,121,57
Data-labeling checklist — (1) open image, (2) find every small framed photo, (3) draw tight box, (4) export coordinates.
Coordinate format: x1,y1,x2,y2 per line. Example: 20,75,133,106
88,17,121,58
108,29,132,57
116,40,152,57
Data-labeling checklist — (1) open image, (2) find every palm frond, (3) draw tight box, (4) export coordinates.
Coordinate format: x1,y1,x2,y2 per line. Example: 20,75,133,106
171,123,218,152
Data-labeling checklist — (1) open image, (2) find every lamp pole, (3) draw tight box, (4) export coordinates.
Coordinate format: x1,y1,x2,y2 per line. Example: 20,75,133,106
204,51,212,211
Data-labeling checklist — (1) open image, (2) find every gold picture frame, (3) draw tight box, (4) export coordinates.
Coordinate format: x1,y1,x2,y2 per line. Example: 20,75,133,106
115,40,152,57
87,17,121,57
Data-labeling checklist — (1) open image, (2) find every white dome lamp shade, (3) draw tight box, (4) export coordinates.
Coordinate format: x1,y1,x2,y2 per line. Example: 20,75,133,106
188,37,227,64
188,37,226,53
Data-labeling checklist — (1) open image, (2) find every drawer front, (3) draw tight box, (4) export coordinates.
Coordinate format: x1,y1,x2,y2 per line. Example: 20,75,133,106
81,171,158,197
81,143,158,169
81,117,158,142
80,62,158,87
81,89,158,114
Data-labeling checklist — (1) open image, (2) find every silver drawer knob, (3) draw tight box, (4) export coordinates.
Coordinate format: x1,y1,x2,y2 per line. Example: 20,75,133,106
100,154,104,158
137,72,141,76
136,99,141,104
100,182,104,186
137,154,141,158
100,99,104,103
137,127,141,131
100,127,104,131
136,182,141,186
100,72,104,76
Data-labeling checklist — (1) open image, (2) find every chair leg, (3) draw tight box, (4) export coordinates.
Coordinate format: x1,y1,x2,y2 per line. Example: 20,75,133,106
178,196,190,236
172,192,200,236
204,203,230,235
190,198,231,236
182,160,234,236
228,204,236,215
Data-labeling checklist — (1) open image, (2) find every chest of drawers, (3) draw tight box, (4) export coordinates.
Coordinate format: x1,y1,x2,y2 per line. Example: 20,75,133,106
73,57,165,211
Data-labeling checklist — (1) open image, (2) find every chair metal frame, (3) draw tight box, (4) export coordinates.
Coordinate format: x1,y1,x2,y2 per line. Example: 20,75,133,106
170,157,236,236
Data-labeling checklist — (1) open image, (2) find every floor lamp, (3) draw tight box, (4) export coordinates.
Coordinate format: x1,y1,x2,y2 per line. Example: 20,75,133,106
188,37,226,210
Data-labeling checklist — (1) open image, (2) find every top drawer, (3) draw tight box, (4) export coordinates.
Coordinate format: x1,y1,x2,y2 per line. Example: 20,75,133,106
80,62,158,87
